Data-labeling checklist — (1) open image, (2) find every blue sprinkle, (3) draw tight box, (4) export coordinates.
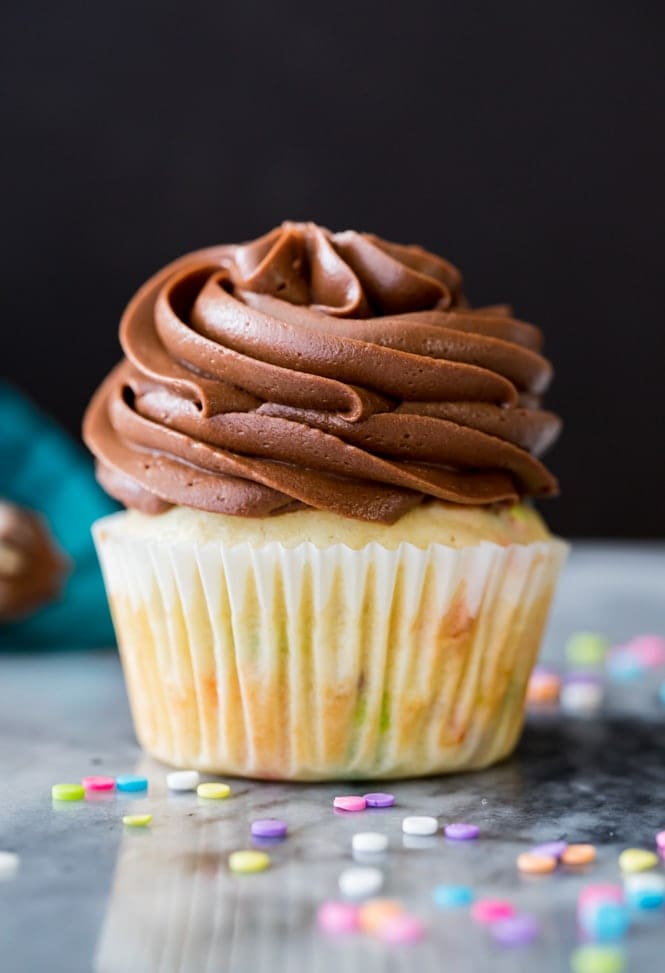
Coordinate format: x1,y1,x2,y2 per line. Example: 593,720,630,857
628,888,665,910
580,902,630,942
116,775,148,793
433,884,475,908
607,653,645,682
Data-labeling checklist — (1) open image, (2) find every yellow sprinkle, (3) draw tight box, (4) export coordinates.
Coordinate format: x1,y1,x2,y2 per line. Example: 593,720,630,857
197,782,231,800
618,848,658,873
229,850,270,874
123,814,153,827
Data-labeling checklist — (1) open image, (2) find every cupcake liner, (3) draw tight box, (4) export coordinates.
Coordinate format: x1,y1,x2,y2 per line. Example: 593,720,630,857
94,513,567,780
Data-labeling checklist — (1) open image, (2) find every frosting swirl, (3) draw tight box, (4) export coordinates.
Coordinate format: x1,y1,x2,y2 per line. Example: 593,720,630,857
84,223,560,523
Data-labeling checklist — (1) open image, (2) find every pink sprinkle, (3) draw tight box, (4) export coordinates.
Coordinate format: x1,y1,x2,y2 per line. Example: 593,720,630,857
577,884,624,910
82,776,115,791
317,900,359,935
471,899,515,924
376,914,426,944
656,831,665,851
627,634,665,667
333,795,367,812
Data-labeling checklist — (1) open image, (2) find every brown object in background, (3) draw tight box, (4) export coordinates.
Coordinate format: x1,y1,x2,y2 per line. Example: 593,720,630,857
0,501,69,622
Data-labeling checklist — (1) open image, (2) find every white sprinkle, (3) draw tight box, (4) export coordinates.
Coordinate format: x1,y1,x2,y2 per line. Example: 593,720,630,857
0,851,19,879
166,770,200,791
402,815,438,836
560,682,603,713
338,866,384,898
624,873,665,893
352,832,389,854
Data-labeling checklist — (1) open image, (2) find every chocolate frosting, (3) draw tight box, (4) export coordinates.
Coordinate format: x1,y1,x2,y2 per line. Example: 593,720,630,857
0,501,69,621
84,223,560,523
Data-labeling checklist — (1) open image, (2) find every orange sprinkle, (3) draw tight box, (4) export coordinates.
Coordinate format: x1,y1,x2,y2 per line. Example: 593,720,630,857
517,852,557,875
526,671,561,704
358,898,404,933
561,844,597,866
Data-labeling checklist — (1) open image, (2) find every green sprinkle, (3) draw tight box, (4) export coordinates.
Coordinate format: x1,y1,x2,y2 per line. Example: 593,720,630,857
570,944,625,973
122,814,153,827
52,783,85,802
565,632,609,667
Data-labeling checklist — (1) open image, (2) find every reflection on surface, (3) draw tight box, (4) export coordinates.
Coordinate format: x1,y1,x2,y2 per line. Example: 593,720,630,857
94,716,665,972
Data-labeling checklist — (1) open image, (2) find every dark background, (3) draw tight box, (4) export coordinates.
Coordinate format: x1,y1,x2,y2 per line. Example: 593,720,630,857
2,1,663,537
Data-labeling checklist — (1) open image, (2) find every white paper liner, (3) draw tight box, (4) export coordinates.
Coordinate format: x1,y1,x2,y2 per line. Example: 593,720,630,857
94,514,567,780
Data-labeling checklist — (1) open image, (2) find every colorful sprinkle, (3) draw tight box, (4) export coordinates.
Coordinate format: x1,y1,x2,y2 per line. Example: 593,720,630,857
627,634,665,667
433,884,475,908
376,913,426,944
562,844,597,866
444,822,479,841
659,681,665,706
527,668,561,704
579,902,629,942
517,852,557,874
167,770,199,792
618,848,658,873
338,866,384,898
570,944,625,973
352,831,388,853
624,873,665,910
578,885,624,911
471,899,515,924
333,795,366,812
531,841,567,859
317,900,359,935
250,819,287,839
402,815,438,836
363,792,395,808
656,830,665,851
82,775,115,792
229,850,270,874
358,898,403,933
197,782,231,800
561,678,604,713
115,775,148,792
565,632,609,667
122,814,152,827
491,913,540,946
51,783,85,802
606,651,645,682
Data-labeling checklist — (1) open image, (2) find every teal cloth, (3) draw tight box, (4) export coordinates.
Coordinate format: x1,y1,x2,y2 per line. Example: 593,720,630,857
0,382,118,648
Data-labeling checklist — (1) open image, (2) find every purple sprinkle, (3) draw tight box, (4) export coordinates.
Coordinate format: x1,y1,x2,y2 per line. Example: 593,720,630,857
445,822,480,841
363,792,395,808
564,673,603,686
491,913,540,946
530,841,567,859
251,835,284,849
250,818,287,839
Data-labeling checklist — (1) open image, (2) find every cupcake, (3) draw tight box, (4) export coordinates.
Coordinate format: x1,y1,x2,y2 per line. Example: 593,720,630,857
83,222,566,780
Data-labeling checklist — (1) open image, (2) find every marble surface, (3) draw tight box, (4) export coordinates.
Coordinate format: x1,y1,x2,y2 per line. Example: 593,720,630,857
1,542,665,973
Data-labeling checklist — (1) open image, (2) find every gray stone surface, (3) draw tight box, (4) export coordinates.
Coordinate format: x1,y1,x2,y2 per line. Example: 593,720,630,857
1,542,664,972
